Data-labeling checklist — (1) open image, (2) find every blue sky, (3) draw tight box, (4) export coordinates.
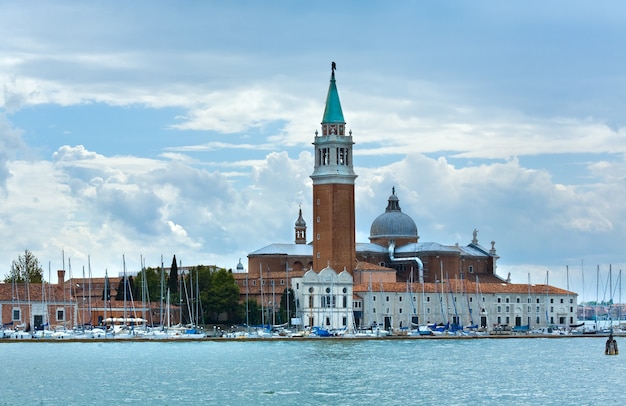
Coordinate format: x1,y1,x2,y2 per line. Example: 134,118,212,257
1,1,625,301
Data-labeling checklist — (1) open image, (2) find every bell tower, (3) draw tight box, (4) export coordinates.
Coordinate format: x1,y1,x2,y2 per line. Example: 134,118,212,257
311,62,357,274
294,205,307,244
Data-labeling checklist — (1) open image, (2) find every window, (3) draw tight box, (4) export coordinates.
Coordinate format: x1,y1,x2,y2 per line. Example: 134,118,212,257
550,307,553,312
373,296,376,302
317,199,320,205
497,306,502,313
56,308,65,322
506,297,510,303
317,233,320,240
570,298,573,304
516,297,521,303
325,317,330,326
560,298,564,303
399,308,403,314
497,297,501,303
280,279,284,285
468,265,474,273
536,306,540,313
317,252,320,258
343,296,347,308
536,298,540,303
536,316,540,324
399,296,403,302
550,298,554,303
342,317,347,326
426,308,431,314
505,306,509,312
427,296,430,302
12,308,20,321
252,280,256,286
322,295,336,308
385,296,390,302
316,216,320,223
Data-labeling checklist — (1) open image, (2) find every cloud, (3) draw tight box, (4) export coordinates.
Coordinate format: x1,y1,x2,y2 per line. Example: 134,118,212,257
0,113,25,191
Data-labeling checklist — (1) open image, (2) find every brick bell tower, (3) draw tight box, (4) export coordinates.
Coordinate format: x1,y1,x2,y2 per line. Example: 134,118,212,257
311,62,357,274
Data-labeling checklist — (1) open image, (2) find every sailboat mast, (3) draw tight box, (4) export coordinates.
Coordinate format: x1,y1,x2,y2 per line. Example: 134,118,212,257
245,274,249,333
88,256,92,327
123,255,127,323
160,256,164,329
260,263,265,327
545,270,549,326
103,270,108,325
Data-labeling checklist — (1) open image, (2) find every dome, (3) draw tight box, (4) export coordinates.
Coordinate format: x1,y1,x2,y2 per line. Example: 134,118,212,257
369,187,418,241
295,207,306,227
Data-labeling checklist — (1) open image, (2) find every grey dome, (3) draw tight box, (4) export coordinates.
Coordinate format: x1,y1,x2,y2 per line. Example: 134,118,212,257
369,188,418,240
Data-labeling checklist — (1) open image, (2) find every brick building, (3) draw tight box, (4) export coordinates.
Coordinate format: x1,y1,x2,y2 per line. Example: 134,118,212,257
232,64,577,333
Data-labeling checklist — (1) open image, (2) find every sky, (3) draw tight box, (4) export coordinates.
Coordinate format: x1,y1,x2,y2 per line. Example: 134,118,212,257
1,1,625,302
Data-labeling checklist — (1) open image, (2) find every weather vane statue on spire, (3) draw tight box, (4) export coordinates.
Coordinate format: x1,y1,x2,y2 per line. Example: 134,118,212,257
332,61,336,73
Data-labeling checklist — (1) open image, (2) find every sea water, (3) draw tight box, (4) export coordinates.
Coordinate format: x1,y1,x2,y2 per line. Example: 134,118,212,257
0,337,624,405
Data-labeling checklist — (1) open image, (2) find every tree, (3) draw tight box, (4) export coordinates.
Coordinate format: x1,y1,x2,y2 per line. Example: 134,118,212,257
279,288,296,325
115,275,135,301
134,266,162,302
102,273,111,301
196,266,240,323
169,255,178,294
4,249,44,283
242,299,260,326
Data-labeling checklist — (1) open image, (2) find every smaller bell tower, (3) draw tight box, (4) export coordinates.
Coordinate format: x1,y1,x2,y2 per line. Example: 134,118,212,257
294,206,307,244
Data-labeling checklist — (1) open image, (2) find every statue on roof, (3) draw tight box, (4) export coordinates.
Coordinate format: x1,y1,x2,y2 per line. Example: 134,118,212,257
472,228,478,244
332,61,336,73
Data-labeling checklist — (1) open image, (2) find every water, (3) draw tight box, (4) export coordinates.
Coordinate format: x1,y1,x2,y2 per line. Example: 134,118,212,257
1,337,624,405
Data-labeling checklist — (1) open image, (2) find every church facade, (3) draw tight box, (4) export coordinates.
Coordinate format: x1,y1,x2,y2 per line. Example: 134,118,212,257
233,64,577,334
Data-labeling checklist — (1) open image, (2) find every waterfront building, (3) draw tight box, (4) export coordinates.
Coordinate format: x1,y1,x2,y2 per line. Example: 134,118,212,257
0,270,173,332
233,63,577,333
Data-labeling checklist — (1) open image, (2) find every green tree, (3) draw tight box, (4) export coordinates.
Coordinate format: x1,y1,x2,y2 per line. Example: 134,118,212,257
241,299,260,326
102,273,111,301
115,275,135,301
4,249,44,283
279,288,296,325
197,266,240,323
134,266,162,302
169,255,178,294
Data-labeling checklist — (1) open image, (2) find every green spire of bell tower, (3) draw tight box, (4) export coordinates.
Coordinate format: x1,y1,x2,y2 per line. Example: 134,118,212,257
321,61,345,124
